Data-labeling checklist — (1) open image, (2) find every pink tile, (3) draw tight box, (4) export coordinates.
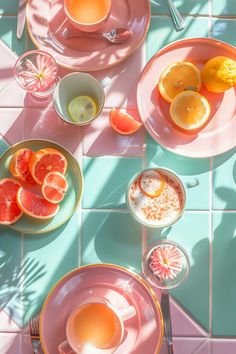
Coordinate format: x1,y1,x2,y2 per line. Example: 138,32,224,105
82,108,145,156
0,333,21,354
0,40,17,95
211,339,236,354
0,309,21,332
92,43,146,108
0,109,24,144
22,108,83,158
160,339,209,354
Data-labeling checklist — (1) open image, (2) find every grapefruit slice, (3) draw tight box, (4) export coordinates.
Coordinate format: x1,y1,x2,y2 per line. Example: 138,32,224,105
138,170,165,198
16,188,59,219
9,148,36,186
0,178,23,225
109,108,142,135
29,148,67,185
42,172,68,204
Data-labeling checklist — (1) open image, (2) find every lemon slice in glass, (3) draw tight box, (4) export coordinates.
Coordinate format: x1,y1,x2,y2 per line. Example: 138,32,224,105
68,95,98,123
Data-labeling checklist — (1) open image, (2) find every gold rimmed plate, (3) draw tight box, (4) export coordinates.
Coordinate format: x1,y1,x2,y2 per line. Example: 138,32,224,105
0,139,83,234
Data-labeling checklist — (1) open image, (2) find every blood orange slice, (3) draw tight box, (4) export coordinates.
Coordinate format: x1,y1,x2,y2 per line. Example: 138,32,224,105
109,108,142,135
16,188,59,219
29,148,67,185
42,172,68,204
0,178,23,225
138,170,165,198
9,148,36,186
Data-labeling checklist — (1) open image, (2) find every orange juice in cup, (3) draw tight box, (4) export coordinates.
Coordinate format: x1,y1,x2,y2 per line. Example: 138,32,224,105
64,0,111,32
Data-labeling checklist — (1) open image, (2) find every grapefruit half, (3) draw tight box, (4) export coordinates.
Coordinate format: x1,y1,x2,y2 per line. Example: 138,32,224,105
0,178,24,225
42,172,68,204
9,148,36,186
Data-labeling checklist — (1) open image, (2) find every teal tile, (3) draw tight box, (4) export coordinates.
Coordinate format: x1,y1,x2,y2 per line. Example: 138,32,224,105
211,19,236,47
212,212,236,336
213,149,236,210
212,0,236,16
82,157,143,209
151,0,209,15
147,136,210,210
147,211,210,331
147,16,209,59
82,211,142,273
22,210,80,325
0,226,22,327
0,0,19,14
0,17,27,56
0,135,9,155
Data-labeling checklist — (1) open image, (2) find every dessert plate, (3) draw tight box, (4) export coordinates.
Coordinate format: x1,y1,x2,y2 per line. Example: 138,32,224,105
26,0,150,71
0,139,83,234
137,38,236,158
40,264,163,354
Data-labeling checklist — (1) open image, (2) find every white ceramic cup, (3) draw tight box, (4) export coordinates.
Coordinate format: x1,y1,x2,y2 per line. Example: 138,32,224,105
53,72,105,126
59,297,136,354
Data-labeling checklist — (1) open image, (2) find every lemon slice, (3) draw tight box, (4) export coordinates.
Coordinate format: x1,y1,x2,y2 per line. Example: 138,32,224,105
170,91,211,131
68,95,97,123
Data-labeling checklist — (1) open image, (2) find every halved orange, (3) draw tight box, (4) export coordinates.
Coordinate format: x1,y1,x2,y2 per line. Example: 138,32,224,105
0,178,23,225
9,148,36,186
170,91,211,131
158,61,201,103
138,170,165,198
109,108,142,135
16,188,59,219
29,148,67,185
42,172,68,204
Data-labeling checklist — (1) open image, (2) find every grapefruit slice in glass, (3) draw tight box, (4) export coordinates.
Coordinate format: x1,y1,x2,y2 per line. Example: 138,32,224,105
0,178,24,225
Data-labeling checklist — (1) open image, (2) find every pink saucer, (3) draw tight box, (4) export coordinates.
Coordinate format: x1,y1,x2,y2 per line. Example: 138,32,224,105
137,38,236,158
26,0,150,71
40,264,163,354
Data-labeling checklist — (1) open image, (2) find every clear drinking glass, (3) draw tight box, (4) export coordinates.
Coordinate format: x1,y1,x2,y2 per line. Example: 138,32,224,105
13,50,58,98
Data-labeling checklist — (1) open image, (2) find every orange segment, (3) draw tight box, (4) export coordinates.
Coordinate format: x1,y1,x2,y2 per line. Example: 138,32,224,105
109,108,142,135
29,148,67,185
16,188,59,219
138,170,165,198
0,178,23,225
42,172,68,204
170,91,211,131
9,148,36,186
158,61,201,103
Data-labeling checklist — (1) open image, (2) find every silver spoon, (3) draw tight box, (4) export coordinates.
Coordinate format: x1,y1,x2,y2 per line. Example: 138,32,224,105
165,0,185,31
62,28,133,44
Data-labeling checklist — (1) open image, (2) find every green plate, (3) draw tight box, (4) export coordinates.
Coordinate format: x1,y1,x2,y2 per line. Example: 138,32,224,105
0,139,83,234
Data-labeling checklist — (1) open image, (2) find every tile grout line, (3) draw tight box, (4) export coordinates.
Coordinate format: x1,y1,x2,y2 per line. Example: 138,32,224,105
77,130,84,267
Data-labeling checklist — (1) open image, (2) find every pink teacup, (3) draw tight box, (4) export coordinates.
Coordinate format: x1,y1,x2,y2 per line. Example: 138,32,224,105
64,0,111,32
59,297,136,354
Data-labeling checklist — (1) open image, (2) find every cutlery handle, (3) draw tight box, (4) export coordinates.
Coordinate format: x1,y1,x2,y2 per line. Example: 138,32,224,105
166,0,185,31
161,292,174,354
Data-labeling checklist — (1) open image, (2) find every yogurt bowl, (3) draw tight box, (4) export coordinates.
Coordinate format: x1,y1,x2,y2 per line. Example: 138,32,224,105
126,167,186,228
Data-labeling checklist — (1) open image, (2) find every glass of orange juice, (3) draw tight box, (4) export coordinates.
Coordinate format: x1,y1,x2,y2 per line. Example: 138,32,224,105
64,0,111,32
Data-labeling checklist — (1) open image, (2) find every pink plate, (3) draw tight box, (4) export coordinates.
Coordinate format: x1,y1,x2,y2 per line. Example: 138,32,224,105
40,264,163,354
137,38,236,158
26,0,150,71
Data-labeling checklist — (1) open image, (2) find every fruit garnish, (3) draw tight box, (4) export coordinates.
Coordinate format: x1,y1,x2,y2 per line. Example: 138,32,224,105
170,90,211,131
16,188,59,219
109,108,142,135
0,179,24,225
9,148,36,186
201,56,236,93
158,61,201,103
68,95,98,123
29,148,67,185
138,170,165,198
42,172,68,204
149,245,183,280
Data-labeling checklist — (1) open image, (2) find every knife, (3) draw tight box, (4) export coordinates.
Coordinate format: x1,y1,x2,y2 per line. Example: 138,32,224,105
161,291,174,354
17,0,27,39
